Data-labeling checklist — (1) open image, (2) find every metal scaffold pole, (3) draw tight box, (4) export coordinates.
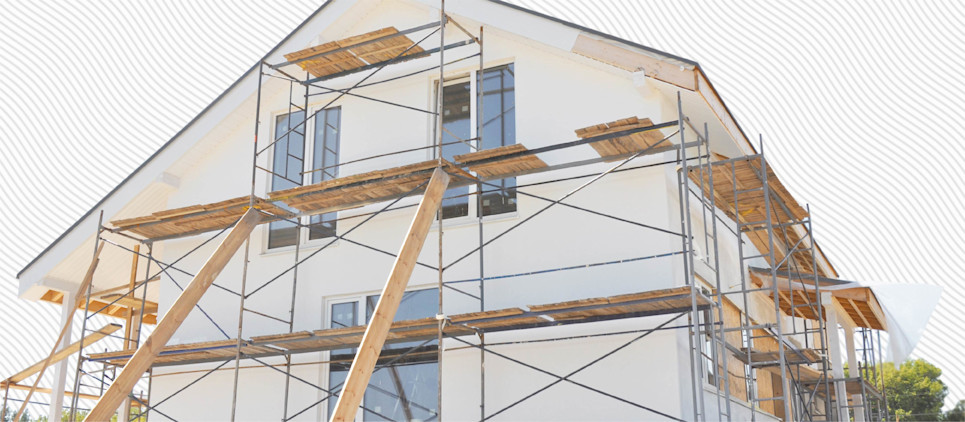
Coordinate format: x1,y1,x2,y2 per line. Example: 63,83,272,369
475,24,486,422
67,211,104,422
676,92,706,422
436,2,447,421
230,60,265,422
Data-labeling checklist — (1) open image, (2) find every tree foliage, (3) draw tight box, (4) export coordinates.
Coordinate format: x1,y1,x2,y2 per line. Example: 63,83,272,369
944,400,965,421
864,359,948,421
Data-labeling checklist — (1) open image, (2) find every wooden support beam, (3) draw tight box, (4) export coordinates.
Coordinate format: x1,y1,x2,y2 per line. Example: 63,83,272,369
13,243,103,421
330,168,449,422
86,209,263,421
3,324,121,385
4,382,103,402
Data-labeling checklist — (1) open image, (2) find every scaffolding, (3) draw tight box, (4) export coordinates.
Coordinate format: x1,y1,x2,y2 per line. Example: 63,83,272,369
1,4,891,422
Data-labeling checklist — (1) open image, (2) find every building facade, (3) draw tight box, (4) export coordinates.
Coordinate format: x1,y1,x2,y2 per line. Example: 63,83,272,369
7,1,896,421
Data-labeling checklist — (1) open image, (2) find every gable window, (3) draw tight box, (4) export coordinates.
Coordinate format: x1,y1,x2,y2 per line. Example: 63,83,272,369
327,289,439,421
438,63,516,220
267,107,342,249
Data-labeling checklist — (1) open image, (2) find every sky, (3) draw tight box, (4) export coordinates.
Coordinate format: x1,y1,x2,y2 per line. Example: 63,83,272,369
1,0,962,417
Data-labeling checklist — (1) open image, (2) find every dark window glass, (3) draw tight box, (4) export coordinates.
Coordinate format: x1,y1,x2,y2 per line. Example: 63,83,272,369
440,81,471,219
310,107,341,240
328,289,439,421
268,112,305,248
480,64,516,216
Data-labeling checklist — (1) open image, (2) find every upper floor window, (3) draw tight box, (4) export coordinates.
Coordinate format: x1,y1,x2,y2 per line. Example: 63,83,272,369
439,63,516,219
267,107,342,249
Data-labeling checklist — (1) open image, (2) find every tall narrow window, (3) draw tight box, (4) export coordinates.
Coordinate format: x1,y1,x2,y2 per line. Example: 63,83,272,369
267,107,341,250
437,63,516,220
480,64,516,216
310,107,341,240
328,289,439,421
268,112,305,249
440,79,472,219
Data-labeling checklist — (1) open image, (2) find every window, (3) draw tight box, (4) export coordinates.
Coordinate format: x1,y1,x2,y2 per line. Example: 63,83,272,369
438,63,516,219
328,289,439,421
309,108,341,240
268,112,305,249
267,107,342,249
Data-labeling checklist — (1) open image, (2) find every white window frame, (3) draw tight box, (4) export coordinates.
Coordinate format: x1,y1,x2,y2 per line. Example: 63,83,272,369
431,62,519,227
263,106,342,253
321,285,438,421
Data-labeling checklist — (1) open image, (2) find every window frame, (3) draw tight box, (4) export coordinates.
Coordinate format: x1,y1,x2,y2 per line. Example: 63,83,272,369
431,62,519,225
322,286,440,421
263,105,343,253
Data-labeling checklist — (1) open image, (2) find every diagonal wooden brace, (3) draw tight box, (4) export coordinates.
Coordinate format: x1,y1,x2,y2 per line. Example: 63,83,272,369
330,167,449,422
10,242,104,422
85,209,263,421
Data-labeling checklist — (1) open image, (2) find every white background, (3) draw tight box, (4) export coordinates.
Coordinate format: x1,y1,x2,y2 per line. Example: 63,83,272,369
0,0,961,416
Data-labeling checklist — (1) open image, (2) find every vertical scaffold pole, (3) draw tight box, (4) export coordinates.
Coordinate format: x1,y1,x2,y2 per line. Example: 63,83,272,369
475,24,486,422
436,3,447,421
67,211,103,422
282,69,310,422
759,144,793,420
676,93,705,421
230,60,265,422
705,123,732,421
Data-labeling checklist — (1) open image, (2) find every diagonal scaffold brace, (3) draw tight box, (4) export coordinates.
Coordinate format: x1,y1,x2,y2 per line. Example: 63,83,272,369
85,208,264,421
329,167,450,422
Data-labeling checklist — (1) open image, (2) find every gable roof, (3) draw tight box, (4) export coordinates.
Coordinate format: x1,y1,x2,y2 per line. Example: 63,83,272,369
17,0,752,282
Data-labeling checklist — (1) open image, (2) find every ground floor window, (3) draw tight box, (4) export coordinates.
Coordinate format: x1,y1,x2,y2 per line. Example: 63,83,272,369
327,289,439,421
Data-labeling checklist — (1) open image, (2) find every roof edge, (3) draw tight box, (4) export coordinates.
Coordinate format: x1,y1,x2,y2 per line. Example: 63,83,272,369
17,0,338,279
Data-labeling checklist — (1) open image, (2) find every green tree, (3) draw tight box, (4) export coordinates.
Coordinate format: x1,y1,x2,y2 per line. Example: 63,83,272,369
944,400,965,421
863,359,948,421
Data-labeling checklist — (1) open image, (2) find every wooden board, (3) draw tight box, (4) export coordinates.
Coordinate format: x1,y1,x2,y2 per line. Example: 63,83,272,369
111,195,290,240
284,27,425,79
574,117,669,161
269,159,474,215
3,324,121,385
735,347,821,367
89,287,711,368
454,144,547,179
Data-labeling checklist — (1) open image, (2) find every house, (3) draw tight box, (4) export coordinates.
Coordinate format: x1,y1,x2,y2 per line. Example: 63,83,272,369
4,0,920,421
